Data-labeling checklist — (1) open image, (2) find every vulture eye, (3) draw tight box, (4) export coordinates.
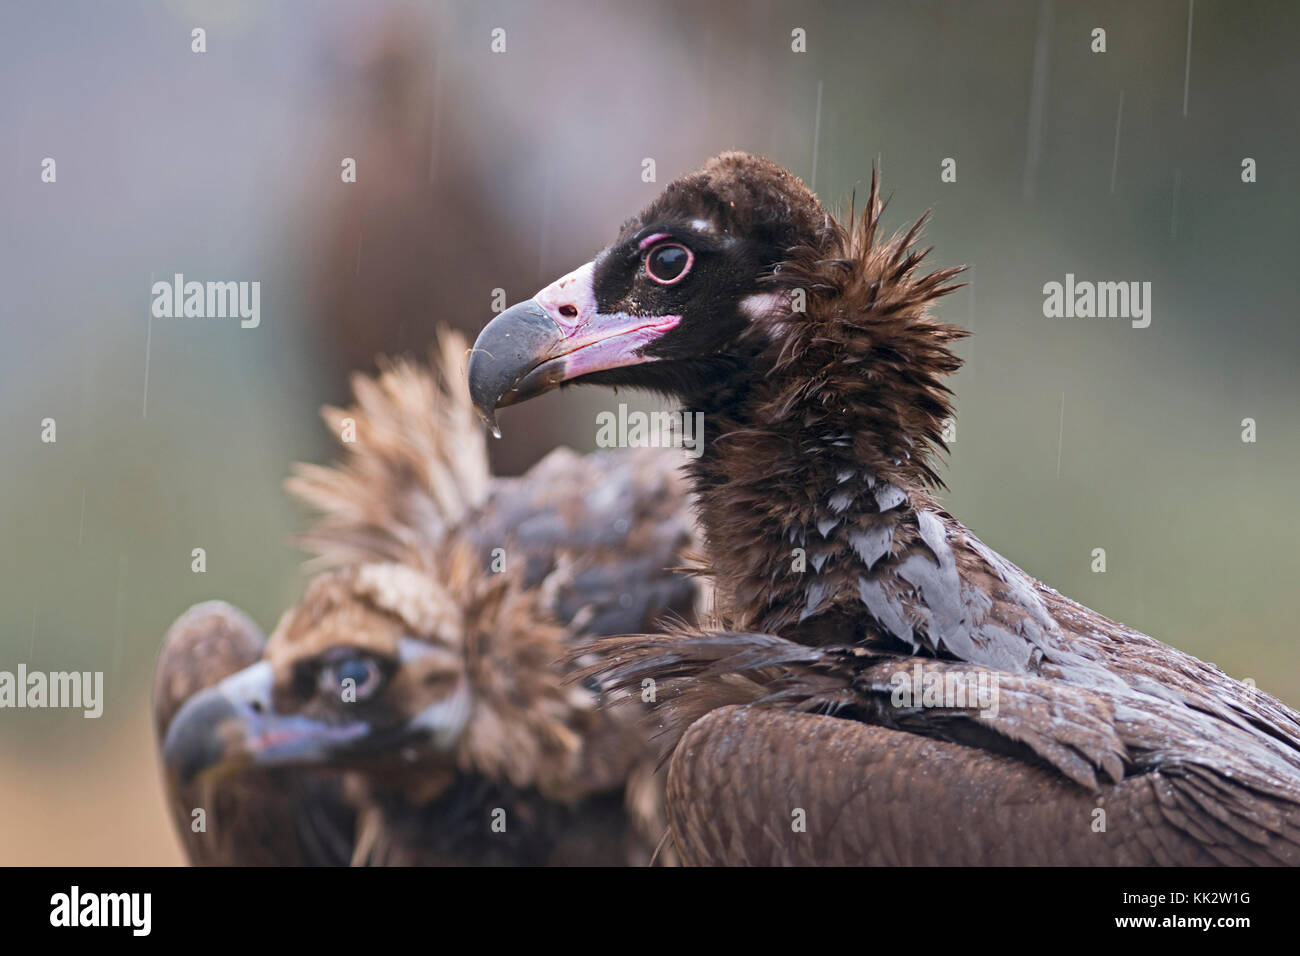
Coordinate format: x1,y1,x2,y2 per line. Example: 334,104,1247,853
325,655,383,701
644,242,693,285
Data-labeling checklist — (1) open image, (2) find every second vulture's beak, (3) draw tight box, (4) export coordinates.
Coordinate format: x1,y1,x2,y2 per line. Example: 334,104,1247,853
468,261,680,433
161,660,369,785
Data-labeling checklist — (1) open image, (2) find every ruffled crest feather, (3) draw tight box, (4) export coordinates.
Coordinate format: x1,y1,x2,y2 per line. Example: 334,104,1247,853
758,167,968,488
286,328,491,570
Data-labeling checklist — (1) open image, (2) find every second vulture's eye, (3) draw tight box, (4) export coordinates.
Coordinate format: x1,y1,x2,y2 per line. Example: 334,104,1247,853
645,242,693,285
323,655,384,702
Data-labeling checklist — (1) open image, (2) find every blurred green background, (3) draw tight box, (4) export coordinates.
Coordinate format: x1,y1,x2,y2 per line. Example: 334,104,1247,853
1,0,1296,863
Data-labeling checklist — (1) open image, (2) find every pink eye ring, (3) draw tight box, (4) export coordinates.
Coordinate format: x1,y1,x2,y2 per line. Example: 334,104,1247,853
644,242,694,285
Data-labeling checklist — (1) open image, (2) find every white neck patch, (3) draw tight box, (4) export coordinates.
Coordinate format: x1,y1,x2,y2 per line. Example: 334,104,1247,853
739,290,792,319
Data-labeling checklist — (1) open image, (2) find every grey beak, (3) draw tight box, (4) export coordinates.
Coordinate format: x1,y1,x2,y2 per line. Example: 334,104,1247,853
467,299,567,435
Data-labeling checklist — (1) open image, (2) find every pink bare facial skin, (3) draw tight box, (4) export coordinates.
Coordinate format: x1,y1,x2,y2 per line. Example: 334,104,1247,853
531,261,680,379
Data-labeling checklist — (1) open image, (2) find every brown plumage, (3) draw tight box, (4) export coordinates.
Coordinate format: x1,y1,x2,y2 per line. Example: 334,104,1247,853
156,331,698,865
469,151,1300,865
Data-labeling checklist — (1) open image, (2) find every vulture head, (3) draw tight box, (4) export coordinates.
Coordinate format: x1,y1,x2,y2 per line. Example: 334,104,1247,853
469,153,827,417
161,552,570,790
469,151,964,487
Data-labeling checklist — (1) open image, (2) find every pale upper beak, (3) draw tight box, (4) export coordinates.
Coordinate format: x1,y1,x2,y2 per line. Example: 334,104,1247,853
467,261,679,433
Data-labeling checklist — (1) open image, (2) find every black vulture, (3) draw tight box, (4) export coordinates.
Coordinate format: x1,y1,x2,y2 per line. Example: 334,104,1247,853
156,331,698,865
468,152,1300,865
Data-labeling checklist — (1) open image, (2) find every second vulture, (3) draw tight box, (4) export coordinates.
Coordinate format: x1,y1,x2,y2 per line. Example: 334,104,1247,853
469,151,1300,865
156,331,698,865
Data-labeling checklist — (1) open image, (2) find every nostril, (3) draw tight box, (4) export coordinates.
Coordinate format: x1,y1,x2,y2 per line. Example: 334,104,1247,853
558,304,578,319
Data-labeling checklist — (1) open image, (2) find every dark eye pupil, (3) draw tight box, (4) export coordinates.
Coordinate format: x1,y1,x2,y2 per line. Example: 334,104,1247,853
336,659,371,687
649,245,688,281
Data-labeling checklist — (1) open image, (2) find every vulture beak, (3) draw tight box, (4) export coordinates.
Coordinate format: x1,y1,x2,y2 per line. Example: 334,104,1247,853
468,261,680,432
161,660,369,785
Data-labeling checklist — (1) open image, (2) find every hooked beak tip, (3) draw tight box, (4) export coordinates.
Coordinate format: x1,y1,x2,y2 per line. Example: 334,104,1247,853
162,687,244,785
467,299,565,427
